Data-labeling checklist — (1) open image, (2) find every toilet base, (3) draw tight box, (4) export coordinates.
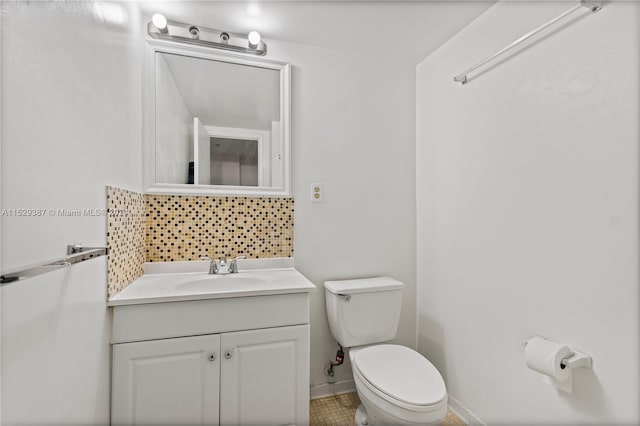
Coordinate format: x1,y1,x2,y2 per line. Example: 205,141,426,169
356,387,446,426
355,404,369,426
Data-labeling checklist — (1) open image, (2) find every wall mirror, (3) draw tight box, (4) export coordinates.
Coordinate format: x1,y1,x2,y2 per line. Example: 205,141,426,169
144,40,290,196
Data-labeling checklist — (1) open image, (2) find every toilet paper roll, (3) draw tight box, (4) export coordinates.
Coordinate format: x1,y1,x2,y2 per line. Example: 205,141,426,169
524,337,572,382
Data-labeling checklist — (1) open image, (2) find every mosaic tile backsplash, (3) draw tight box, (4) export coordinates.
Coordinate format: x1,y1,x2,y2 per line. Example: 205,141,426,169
145,195,294,262
106,187,294,297
107,186,145,297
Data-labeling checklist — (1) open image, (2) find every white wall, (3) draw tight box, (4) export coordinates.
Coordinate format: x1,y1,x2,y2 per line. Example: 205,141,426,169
267,40,417,391
1,2,142,424
416,1,639,423
155,54,193,184
1,5,418,419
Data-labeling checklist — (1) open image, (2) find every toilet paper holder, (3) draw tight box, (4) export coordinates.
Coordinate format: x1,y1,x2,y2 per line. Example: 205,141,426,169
559,349,592,370
523,336,593,370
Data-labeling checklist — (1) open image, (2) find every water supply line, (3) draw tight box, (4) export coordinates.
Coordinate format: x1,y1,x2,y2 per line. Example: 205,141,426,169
324,344,345,379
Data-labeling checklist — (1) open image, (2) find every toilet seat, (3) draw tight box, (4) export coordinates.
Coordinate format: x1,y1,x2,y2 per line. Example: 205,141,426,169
352,344,447,411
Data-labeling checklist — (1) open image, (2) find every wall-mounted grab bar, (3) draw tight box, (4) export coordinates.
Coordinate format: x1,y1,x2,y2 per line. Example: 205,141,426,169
453,0,602,85
0,244,108,285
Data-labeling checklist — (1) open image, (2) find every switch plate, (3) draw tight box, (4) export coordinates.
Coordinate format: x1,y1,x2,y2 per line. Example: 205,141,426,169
311,183,323,203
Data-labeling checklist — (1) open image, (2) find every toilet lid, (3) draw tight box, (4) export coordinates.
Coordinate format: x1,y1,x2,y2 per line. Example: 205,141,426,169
353,345,446,407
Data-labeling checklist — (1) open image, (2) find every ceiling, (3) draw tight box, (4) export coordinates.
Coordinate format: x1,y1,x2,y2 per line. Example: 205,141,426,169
138,1,495,64
160,52,280,129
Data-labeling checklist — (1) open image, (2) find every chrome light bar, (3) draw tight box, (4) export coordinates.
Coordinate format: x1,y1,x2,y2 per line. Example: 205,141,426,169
147,20,267,56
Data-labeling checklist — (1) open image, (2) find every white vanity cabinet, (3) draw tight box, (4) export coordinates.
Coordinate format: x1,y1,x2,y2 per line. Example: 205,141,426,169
112,324,309,426
108,265,315,426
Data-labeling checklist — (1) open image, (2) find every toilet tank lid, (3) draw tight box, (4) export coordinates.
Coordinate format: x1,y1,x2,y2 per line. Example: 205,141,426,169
324,277,404,294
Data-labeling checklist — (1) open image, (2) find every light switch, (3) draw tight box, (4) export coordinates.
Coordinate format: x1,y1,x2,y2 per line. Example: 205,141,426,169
311,183,323,203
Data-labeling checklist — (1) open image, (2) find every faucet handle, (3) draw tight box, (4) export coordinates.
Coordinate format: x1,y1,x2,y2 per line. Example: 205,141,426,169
201,256,218,274
230,257,246,274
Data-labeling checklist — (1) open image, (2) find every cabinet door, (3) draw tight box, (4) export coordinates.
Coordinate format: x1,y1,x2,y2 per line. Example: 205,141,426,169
112,334,220,426
220,325,310,425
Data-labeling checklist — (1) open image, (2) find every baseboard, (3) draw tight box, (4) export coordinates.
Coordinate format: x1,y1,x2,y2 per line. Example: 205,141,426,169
448,395,485,426
310,379,356,400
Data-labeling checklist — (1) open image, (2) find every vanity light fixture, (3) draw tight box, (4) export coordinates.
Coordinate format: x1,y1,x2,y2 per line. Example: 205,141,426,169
147,16,267,56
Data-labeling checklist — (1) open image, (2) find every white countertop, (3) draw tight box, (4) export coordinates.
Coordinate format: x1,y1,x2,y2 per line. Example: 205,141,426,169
108,259,316,306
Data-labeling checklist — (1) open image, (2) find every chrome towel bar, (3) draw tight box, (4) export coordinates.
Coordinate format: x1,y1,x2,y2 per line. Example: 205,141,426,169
0,244,108,285
453,0,602,85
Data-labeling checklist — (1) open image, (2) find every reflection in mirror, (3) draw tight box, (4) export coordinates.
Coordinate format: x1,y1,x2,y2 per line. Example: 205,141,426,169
154,52,281,188
210,138,258,186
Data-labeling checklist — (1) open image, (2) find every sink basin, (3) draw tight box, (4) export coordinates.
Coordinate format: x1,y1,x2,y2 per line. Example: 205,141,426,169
176,274,273,292
107,259,316,306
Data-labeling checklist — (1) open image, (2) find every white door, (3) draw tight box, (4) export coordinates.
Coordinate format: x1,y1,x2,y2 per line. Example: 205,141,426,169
194,117,211,185
220,325,310,426
112,334,221,426
271,121,281,188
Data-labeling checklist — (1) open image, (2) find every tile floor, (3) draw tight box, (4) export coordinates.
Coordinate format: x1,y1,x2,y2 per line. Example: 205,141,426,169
309,392,465,426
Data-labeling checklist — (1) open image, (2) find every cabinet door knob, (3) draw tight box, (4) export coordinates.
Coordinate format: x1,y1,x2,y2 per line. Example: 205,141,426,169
208,353,216,362
224,350,233,359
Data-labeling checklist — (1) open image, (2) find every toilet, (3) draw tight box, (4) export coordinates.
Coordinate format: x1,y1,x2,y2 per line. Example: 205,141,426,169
324,277,447,426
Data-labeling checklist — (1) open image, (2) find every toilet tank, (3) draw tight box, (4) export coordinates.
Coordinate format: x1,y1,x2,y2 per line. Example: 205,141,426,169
324,277,405,347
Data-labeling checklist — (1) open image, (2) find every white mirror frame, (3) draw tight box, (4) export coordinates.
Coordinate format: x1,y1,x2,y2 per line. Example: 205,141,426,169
143,39,291,196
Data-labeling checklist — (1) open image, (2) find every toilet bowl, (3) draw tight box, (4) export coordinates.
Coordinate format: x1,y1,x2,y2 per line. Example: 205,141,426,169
324,277,448,426
350,345,447,425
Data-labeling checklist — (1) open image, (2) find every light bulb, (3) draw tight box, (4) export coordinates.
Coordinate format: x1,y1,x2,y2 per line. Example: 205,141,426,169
152,14,168,33
248,31,261,47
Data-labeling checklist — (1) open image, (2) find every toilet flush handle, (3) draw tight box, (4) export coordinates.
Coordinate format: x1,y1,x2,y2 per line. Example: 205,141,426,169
337,293,351,302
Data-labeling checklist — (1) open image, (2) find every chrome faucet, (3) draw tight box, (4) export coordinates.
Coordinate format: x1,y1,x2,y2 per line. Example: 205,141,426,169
201,255,245,275
218,256,230,274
